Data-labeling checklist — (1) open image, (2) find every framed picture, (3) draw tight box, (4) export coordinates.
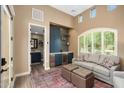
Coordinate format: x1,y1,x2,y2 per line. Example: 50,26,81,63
31,38,38,49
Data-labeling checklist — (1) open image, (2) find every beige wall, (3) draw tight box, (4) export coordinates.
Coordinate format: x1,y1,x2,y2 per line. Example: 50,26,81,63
14,5,124,75
69,29,78,57
14,5,74,75
69,5,124,70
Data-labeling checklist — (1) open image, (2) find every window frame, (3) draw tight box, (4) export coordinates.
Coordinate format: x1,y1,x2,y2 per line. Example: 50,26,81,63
78,15,84,23
78,28,118,56
107,5,117,12
90,7,96,18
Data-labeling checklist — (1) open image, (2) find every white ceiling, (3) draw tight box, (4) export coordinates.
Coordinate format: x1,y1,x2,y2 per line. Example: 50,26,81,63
50,5,94,16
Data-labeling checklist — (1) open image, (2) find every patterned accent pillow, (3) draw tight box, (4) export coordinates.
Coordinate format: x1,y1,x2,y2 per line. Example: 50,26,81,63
81,54,85,61
101,57,114,69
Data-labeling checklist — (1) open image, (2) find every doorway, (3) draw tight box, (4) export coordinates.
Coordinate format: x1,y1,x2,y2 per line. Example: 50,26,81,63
0,5,14,88
28,23,45,73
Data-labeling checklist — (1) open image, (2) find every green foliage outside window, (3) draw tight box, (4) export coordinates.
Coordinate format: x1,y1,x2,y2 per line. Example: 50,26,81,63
79,36,84,52
86,33,92,52
79,31,115,55
93,32,101,53
104,31,114,54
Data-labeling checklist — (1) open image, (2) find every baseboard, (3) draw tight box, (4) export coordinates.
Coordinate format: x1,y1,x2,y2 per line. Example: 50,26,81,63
31,63,41,65
11,76,16,88
45,67,50,70
15,71,30,77
10,72,30,88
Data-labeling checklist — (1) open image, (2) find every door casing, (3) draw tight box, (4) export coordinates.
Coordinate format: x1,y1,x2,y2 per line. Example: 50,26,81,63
28,23,47,73
0,5,1,88
0,5,15,88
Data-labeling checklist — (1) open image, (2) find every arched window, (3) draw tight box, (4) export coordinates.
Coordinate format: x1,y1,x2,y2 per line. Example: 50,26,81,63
78,28,118,56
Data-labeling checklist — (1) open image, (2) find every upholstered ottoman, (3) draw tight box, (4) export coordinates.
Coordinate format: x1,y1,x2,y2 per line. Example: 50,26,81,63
71,67,94,88
62,64,79,81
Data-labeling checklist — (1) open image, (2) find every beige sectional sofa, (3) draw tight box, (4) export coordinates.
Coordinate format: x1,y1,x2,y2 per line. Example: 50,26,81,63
113,71,124,87
72,53,120,85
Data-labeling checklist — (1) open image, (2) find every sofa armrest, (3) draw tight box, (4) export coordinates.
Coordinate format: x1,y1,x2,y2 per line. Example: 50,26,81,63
114,71,124,78
72,58,77,62
110,64,120,72
110,65,121,84
110,65,120,77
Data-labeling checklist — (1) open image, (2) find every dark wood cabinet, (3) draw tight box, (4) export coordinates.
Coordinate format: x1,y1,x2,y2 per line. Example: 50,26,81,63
50,52,73,67
62,54,68,65
31,52,42,64
68,53,73,63
55,54,62,66
50,54,55,67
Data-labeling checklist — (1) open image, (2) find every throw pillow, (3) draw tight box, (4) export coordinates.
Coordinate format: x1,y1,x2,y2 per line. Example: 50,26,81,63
101,57,114,69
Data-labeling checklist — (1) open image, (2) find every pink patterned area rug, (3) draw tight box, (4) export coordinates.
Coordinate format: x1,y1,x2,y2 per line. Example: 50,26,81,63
31,67,113,88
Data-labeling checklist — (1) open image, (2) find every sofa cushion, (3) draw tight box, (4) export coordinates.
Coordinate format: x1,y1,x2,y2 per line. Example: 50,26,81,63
101,57,115,69
99,55,120,65
93,65,110,77
99,55,120,69
77,53,89,62
99,55,107,64
87,54,100,64
94,72,110,81
73,57,82,62
75,53,84,61
73,62,97,70
83,53,89,61
99,55,113,69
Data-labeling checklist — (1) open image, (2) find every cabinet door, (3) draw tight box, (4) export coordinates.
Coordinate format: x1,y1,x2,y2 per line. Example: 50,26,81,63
55,54,62,66
62,54,68,65
31,52,41,63
68,53,73,63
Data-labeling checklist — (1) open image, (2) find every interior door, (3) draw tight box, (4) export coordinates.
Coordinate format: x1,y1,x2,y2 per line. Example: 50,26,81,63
0,5,13,88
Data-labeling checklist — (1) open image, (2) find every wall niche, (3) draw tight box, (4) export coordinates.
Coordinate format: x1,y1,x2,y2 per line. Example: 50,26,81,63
50,24,70,53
